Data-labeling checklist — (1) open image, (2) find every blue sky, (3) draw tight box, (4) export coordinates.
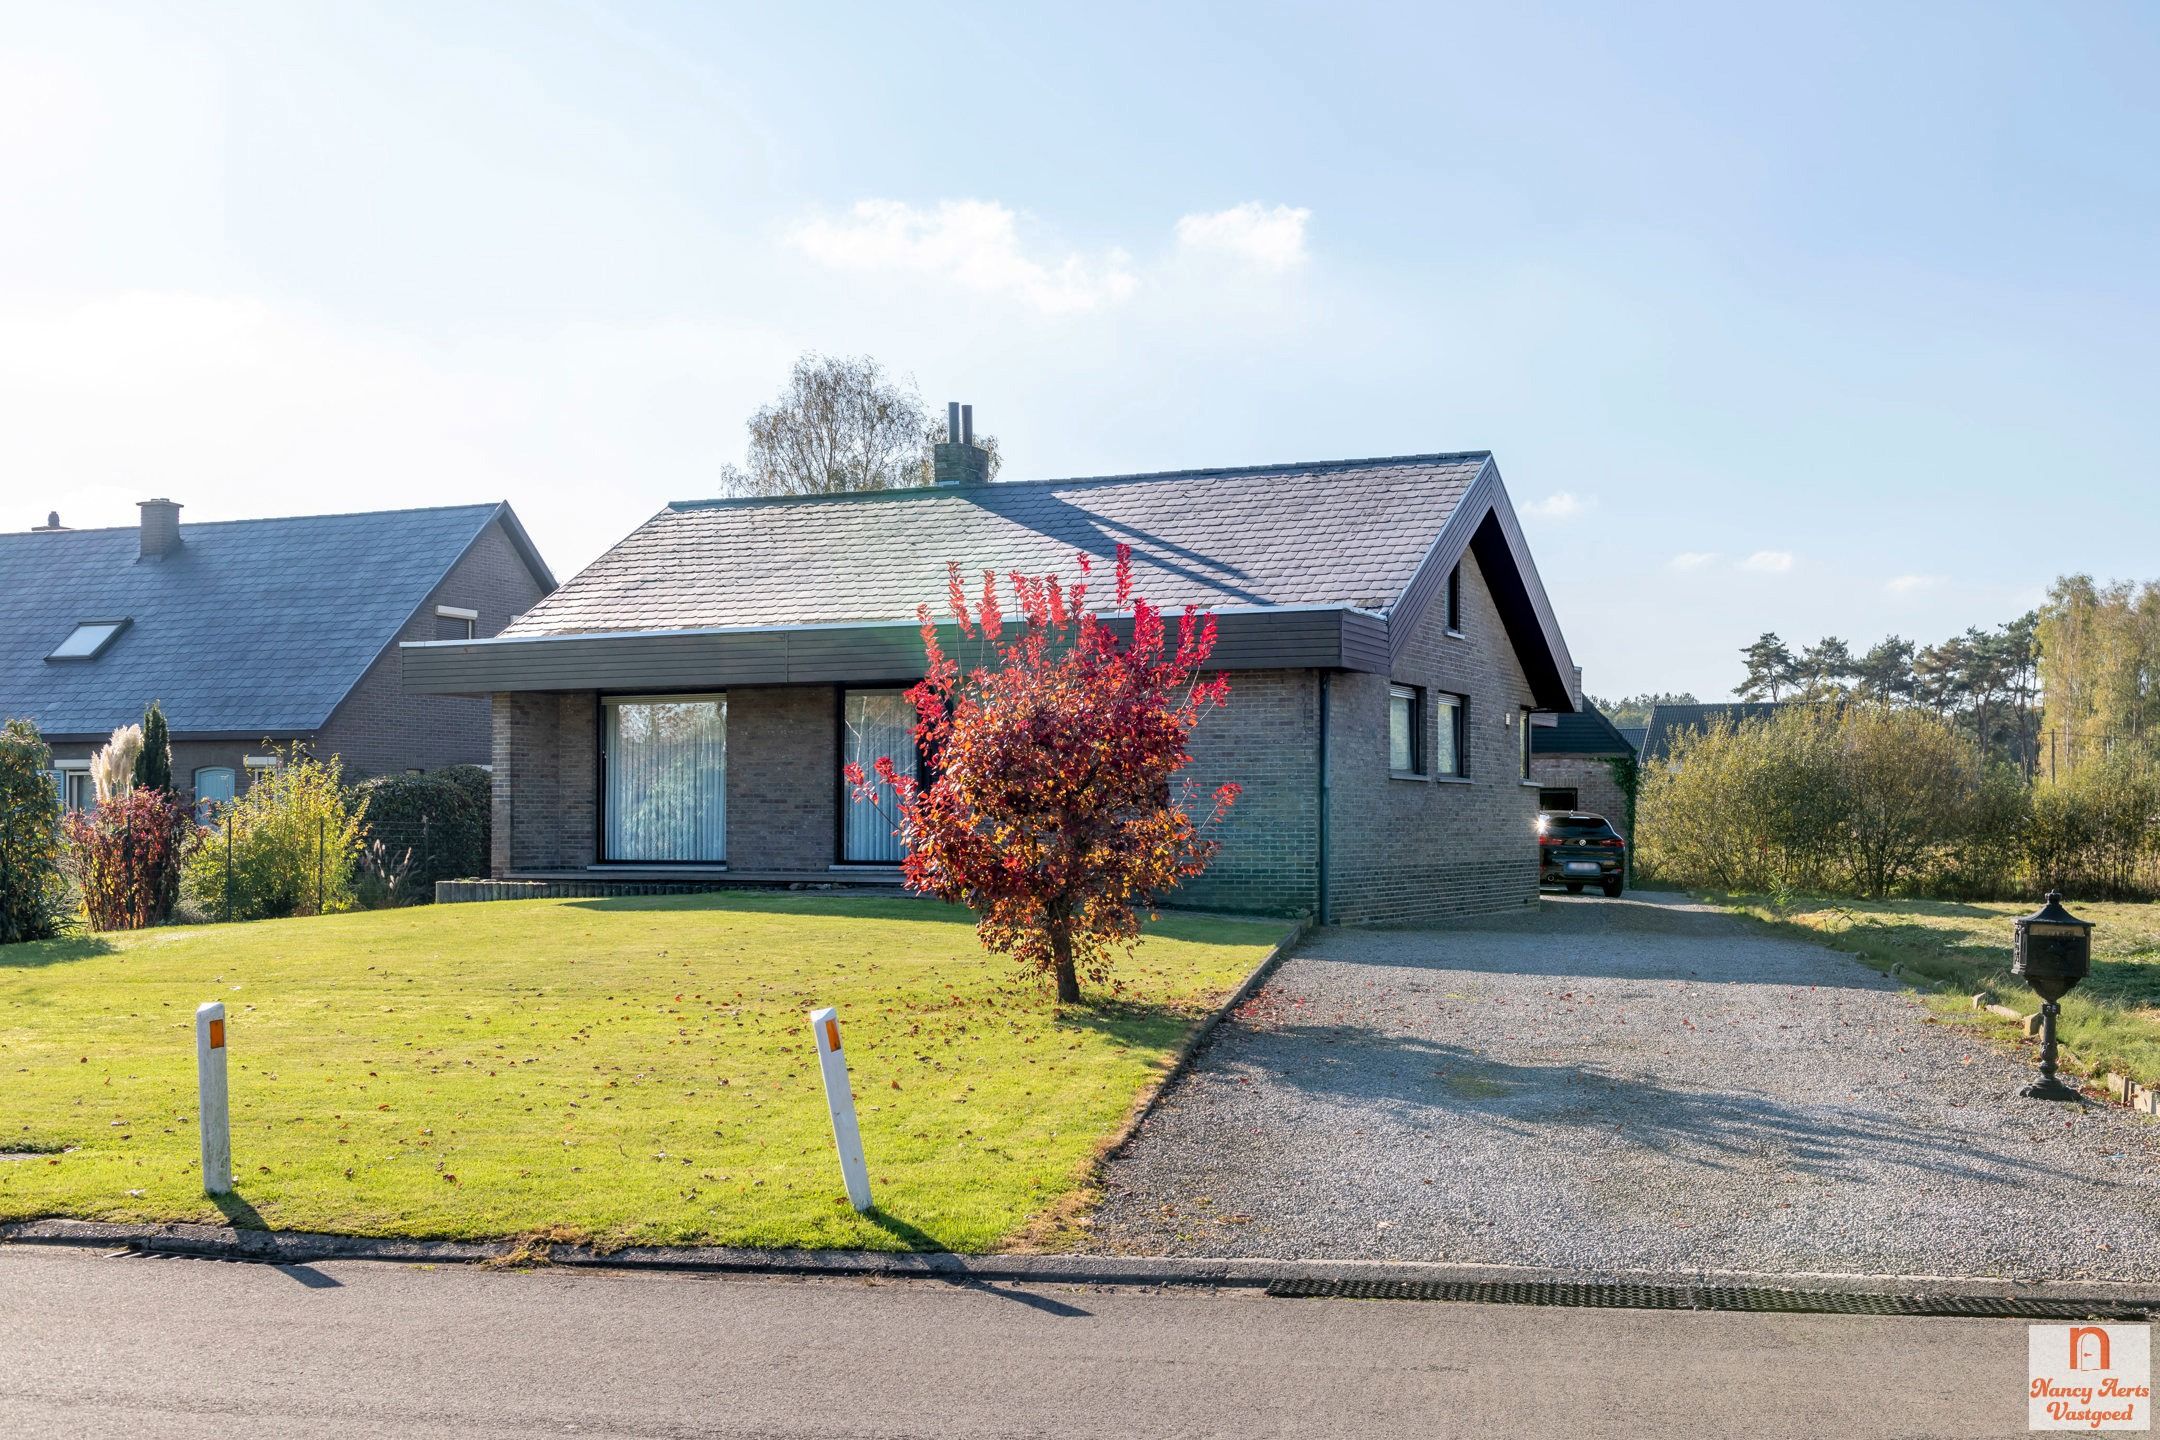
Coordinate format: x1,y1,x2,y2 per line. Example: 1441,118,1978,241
4,2,2154,698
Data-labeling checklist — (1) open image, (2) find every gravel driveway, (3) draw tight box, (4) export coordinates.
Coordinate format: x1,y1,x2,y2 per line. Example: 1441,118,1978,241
1090,892,2160,1282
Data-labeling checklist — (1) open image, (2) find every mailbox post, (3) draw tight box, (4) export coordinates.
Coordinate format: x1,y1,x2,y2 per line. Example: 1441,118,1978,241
2012,891,2092,1102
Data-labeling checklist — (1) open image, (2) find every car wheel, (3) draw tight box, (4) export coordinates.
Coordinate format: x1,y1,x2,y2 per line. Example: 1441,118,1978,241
1564,883,1584,894
1602,880,1624,898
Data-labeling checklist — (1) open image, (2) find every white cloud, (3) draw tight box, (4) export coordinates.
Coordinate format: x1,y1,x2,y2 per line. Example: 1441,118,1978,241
1668,551,1720,570
1740,549,1795,574
1886,574,1944,594
787,199,1138,316
1522,491,1590,521
1173,202,1311,271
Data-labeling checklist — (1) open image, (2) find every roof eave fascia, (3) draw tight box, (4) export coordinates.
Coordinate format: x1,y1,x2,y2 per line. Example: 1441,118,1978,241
395,601,1388,652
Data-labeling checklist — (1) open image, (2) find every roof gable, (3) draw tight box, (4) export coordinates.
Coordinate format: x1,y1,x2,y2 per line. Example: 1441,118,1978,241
0,503,535,738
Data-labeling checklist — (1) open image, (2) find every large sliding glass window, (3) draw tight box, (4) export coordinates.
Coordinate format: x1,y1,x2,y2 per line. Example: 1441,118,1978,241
842,688,917,862
603,695,727,862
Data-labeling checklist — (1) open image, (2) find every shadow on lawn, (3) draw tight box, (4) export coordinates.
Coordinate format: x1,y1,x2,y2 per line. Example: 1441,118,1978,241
561,891,976,925
1055,997,1205,1054
0,934,118,970
1224,1023,2128,1189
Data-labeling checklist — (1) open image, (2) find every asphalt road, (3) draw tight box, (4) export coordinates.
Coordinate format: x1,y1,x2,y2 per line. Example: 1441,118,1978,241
0,1244,2068,1438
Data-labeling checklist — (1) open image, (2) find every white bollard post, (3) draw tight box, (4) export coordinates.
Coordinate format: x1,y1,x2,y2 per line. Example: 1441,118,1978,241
195,1001,231,1196
807,1006,871,1212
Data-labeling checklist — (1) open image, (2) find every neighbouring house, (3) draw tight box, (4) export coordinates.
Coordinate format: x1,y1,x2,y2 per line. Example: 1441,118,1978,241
1639,700,1794,764
1530,701,1637,830
402,424,1582,923
2,498,555,818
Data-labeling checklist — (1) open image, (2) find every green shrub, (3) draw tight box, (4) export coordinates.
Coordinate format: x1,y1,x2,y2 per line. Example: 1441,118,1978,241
134,701,173,793
183,747,364,921
0,718,68,943
1639,704,2019,900
352,773,485,898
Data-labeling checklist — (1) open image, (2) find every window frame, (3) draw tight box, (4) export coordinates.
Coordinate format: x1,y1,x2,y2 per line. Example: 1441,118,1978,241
1444,565,1463,634
596,691,730,865
1520,707,1535,781
834,685,923,864
192,766,237,823
1431,692,1468,778
55,760,95,813
47,617,130,662
1388,683,1426,778
435,604,479,641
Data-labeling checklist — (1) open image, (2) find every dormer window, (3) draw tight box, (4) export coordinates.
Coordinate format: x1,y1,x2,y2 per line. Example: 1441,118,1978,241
48,618,129,661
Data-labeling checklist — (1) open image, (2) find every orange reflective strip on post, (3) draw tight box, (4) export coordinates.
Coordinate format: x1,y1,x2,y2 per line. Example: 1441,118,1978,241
208,1019,225,1050
824,1017,841,1052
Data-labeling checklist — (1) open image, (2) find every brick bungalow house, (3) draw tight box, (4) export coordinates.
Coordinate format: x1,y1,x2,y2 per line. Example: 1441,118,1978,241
2,498,554,816
402,428,1583,923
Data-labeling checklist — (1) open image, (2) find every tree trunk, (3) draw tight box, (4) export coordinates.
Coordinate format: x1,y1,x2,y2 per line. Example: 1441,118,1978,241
1049,923,1080,1004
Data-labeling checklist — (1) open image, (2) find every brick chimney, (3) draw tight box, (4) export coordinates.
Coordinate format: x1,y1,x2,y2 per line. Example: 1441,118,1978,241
138,498,182,559
931,402,990,487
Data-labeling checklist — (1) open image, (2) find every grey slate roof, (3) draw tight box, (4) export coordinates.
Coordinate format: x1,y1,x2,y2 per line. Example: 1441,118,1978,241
1639,701,1793,762
1532,706,1635,757
0,503,535,739
508,454,1494,636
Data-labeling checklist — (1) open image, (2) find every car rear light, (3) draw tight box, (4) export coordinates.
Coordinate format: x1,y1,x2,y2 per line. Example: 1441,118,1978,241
1602,837,1625,848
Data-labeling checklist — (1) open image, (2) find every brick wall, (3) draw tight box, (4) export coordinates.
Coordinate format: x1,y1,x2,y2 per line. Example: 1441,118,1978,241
726,686,837,871
1322,550,1540,923
318,517,551,779
491,690,595,872
1178,669,1320,916
1530,752,1631,836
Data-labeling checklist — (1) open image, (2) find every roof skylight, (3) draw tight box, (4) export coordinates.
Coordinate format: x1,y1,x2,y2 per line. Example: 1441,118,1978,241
47,619,128,661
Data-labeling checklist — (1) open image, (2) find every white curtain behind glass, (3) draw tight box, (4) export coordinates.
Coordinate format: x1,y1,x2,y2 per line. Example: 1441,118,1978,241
605,697,726,862
844,690,914,862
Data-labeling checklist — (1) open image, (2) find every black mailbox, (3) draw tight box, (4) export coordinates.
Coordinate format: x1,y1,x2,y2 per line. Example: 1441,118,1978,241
2012,891,2092,999
2011,891,2093,1101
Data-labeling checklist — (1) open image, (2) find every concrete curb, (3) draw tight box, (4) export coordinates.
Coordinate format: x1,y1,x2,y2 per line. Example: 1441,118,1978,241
7,1218,2158,1311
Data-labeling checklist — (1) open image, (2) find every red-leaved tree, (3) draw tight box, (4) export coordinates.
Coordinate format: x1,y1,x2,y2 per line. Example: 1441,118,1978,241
847,543,1240,1002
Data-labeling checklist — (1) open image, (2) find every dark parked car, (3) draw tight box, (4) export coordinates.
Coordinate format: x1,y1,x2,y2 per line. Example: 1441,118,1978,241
1538,810,1626,896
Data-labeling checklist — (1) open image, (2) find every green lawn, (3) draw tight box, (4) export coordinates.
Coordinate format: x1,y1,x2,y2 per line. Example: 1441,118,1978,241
1706,893,2160,1088
0,893,1287,1251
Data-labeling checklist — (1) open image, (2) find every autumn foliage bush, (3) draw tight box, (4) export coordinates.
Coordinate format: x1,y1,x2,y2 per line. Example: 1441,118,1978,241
848,544,1239,1001
64,787,198,932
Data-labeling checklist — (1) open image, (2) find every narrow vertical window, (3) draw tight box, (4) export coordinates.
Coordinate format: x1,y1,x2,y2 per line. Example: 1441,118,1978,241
842,689,917,861
1389,684,1423,775
1433,694,1464,776
1445,564,1463,632
603,695,727,862
1520,708,1534,780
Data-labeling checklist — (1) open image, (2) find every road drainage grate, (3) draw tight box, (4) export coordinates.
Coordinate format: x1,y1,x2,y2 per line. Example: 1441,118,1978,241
1263,1276,2155,1320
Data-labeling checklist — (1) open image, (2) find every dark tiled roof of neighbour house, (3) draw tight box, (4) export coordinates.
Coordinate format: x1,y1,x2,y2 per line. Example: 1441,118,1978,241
0,503,545,739
507,454,1498,635
1639,701,1793,762
1531,706,1635,756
